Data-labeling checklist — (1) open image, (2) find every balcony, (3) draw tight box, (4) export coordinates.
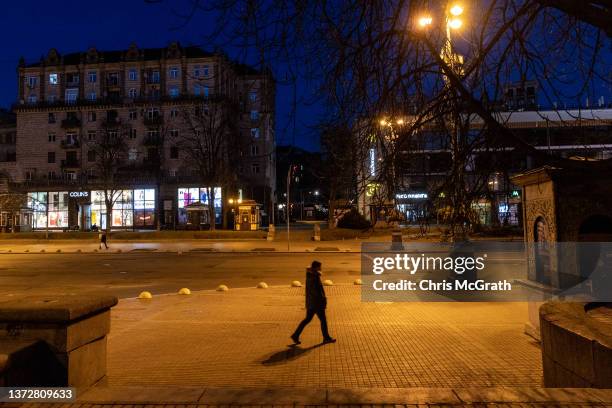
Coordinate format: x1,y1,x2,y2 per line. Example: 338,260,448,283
61,159,80,169
101,117,122,128
106,78,120,88
61,117,81,129
143,116,164,127
60,140,80,149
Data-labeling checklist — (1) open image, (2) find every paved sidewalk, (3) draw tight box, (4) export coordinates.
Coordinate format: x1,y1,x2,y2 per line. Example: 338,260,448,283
105,285,542,389
0,239,367,253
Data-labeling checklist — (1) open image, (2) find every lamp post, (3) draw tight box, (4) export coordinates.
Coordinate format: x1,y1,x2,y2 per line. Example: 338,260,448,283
417,2,467,241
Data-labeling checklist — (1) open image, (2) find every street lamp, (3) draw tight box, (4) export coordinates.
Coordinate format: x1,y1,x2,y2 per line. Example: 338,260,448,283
418,16,433,28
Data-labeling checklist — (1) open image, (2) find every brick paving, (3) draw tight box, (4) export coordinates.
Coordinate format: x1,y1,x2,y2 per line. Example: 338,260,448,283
105,285,543,388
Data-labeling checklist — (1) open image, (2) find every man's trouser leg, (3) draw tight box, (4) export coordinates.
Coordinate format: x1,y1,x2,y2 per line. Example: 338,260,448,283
293,309,316,338
315,308,330,339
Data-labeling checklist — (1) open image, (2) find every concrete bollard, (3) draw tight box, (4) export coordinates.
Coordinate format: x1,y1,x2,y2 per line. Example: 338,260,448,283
291,280,302,287
354,279,363,285
267,224,275,241
391,228,403,250
257,282,268,289
313,223,321,241
178,288,191,295
323,279,334,286
137,291,153,299
216,284,229,292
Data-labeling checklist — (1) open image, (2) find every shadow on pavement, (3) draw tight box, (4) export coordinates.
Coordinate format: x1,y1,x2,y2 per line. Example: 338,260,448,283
261,343,325,365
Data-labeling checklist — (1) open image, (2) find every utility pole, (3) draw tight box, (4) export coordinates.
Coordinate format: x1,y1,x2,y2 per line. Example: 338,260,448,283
287,165,293,250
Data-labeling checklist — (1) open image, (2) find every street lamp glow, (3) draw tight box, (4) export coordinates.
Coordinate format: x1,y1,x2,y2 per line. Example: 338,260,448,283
229,198,234,204
418,16,433,28
396,118,404,125
379,119,388,126
449,4,464,16
448,18,462,29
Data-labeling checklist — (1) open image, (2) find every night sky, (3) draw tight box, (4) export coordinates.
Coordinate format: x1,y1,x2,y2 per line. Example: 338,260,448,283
0,0,322,151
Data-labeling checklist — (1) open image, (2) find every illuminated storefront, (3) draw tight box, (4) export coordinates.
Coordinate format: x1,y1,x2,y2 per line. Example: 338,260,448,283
91,189,156,229
27,191,69,229
177,187,222,226
27,188,156,230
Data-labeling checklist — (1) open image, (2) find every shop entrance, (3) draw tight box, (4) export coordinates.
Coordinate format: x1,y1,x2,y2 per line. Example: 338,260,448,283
78,204,92,231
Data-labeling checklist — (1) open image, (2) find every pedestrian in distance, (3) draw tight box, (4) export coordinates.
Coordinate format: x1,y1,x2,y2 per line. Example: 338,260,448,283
291,260,336,345
99,230,108,250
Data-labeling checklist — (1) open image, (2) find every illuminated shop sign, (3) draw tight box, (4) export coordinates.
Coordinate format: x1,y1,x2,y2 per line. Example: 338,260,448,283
395,193,428,200
69,191,89,198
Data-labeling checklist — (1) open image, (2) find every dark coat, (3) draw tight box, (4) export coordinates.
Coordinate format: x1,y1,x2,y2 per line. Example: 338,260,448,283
305,268,327,310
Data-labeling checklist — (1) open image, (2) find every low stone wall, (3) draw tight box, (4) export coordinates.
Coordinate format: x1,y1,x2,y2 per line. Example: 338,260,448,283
0,295,117,387
540,301,612,387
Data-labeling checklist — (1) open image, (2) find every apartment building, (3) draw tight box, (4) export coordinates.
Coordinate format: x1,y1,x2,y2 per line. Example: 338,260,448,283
1,42,275,231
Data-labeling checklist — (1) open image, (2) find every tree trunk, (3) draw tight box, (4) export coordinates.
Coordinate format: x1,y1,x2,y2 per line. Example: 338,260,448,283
208,187,216,231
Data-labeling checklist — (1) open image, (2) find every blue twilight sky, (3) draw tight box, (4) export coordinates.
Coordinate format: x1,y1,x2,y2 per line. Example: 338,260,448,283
0,0,322,151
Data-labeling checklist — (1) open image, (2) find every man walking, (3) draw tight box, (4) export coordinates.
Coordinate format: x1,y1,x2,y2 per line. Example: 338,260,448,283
99,230,108,250
291,261,336,344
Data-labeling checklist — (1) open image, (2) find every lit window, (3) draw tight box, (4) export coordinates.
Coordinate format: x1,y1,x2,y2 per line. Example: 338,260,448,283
250,128,260,139
203,86,209,98
27,76,37,87
129,69,138,81
27,95,37,104
203,65,209,77
88,71,97,83
65,89,78,104
169,86,179,98
88,92,96,101
128,88,137,98
194,85,200,96
49,73,58,85
169,67,179,79
249,91,257,101
250,110,259,121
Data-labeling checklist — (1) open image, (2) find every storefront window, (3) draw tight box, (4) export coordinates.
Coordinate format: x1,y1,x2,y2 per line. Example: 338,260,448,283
177,187,222,225
28,192,48,229
91,189,154,229
134,189,156,227
47,191,69,228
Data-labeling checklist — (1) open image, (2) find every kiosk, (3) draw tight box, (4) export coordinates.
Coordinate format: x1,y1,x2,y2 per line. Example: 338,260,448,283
234,200,261,231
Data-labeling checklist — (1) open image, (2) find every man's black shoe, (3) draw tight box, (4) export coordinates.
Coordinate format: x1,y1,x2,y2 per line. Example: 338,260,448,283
290,334,301,344
322,337,336,344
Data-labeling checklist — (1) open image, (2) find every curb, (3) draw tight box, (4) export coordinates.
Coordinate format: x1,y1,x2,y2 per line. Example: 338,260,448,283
74,386,612,405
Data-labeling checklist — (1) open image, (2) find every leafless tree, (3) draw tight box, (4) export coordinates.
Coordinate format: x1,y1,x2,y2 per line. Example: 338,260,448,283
148,0,611,237
88,114,130,233
179,97,242,230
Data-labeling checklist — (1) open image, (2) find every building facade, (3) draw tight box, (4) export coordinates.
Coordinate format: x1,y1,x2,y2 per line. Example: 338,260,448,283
0,42,275,231
358,108,612,227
